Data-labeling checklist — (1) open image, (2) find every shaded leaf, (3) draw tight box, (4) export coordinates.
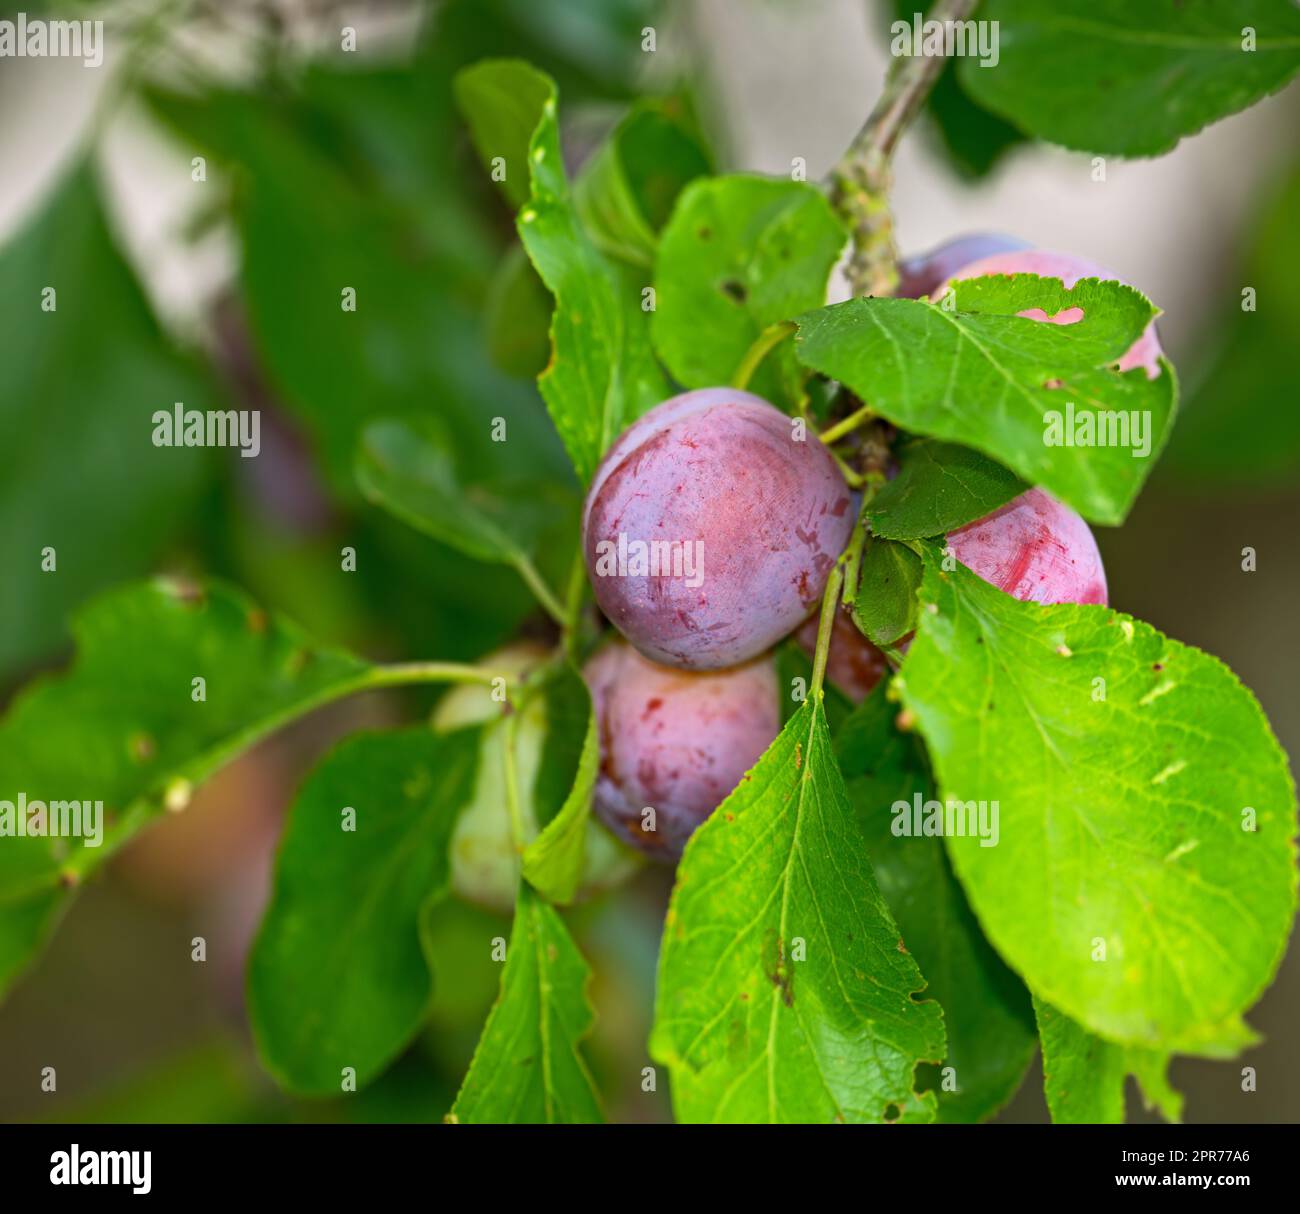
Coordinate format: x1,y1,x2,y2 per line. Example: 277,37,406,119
867,437,1026,540
0,163,214,678
356,419,579,581
851,537,923,647
0,580,371,998
249,728,477,1093
837,688,1037,1123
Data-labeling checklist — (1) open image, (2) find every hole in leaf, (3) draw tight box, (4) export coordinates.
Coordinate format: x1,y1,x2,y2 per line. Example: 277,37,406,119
1017,305,1084,326
884,1103,901,1122
720,279,747,304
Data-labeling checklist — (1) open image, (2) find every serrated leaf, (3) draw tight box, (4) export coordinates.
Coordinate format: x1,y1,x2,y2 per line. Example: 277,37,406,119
450,883,603,1123
958,0,1300,158
837,689,1037,1123
1034,996,1182,1124
0,163,214,679
0,579,372,999
456,58,669,484
650,698,946,1123
852,537,923,647
867,437,1026,539
795,275,1177,524
654,175,846,411
574,99,712,266
896,553,1297,1048
249,728,477,1094
521,665,599,904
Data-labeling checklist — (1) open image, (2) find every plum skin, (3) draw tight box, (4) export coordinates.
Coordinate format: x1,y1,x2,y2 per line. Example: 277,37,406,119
583,640,781,859
795,607,889,703
936,248,1163,379
897,232,1031,300
949,487,1107,606
582,388,856,671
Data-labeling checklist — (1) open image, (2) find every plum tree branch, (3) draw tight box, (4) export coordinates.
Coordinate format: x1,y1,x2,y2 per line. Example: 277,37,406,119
828,0,978,297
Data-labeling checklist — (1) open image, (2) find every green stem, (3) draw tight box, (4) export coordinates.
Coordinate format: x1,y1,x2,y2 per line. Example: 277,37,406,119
819,403,876,445
512,555,568,628
827,447,866,489
730,321,796,391
840,511,870,609
562,548,588,659
811,479,885,695
502,710,527,855
368,661,501,690
809,561,844,702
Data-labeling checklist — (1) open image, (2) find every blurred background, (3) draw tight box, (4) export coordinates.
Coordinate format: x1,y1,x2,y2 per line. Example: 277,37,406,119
0,0,1296,1124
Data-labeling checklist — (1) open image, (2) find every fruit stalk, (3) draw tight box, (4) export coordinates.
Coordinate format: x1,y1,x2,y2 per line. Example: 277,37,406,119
828,0,978,297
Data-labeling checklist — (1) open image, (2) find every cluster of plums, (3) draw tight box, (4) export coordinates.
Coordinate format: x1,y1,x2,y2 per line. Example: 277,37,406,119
449,238,1157,903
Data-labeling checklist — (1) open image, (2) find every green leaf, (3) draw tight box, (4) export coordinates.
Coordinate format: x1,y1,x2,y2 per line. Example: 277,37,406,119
650,699,946,1123
249,728,477,1094
1034,996,1182,1124
0,579,372,999
356,418,578,582
653,175,846,411
485,243,552,379
958,0,1300,157
923,57,1027,178
851,537,923,647
144,66,568,498
574,99,712,266
521,666,600,904
0,163,214,678
896,553,1298,1048
837,688,1037,1123
453,58,556,209
450,884,603,1123
456,58,669,484
866,438,1026,539
795,275,1177,524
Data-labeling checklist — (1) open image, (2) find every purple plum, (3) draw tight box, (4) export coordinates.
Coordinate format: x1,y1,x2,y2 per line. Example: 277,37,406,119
948,487,1108,606
583,640,781,859
583,388,856,670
